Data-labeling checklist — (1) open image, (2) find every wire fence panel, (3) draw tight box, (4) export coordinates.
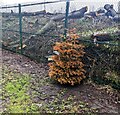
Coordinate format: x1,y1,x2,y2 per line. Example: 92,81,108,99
1,0,120,63
20,1,66,61
1,1,68,62
68,1,119,37
2,6,21,54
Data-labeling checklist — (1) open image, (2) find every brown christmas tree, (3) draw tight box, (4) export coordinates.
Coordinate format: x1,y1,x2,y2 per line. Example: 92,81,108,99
49,29,86,85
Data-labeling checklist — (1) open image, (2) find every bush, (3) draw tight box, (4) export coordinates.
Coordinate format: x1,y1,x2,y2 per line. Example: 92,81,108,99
48,29,86,85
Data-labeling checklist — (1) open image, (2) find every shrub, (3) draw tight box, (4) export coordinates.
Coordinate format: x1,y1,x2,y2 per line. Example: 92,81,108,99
48,29,86,85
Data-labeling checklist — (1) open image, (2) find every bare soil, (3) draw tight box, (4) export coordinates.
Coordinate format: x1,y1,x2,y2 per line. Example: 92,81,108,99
2,49,120,113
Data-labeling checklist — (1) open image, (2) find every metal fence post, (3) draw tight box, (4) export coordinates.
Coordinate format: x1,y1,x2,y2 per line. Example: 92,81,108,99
19,4,23,54
118,1,120,47
64,0,70,41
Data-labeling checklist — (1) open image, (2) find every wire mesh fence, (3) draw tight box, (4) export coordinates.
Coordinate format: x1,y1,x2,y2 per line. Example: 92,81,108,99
1,0,120,62
2,1,68,61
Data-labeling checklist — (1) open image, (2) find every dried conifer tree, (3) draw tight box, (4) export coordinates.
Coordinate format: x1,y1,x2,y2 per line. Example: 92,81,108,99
49,29,86,85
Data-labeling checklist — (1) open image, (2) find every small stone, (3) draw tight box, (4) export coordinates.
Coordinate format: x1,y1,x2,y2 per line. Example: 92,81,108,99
36,103,42,107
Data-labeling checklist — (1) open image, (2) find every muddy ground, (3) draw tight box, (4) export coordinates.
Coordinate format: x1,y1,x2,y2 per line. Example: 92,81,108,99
1,49,120,113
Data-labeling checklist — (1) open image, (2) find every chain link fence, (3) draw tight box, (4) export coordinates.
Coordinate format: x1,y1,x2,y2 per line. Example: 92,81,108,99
2,1,68,61
1,0,120,62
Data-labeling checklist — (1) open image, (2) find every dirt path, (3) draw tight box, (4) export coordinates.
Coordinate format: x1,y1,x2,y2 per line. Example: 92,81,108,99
2,49,120,113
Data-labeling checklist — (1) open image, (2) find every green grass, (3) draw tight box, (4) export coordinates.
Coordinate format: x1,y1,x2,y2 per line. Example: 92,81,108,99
2,66,39,113
2,67,95,113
